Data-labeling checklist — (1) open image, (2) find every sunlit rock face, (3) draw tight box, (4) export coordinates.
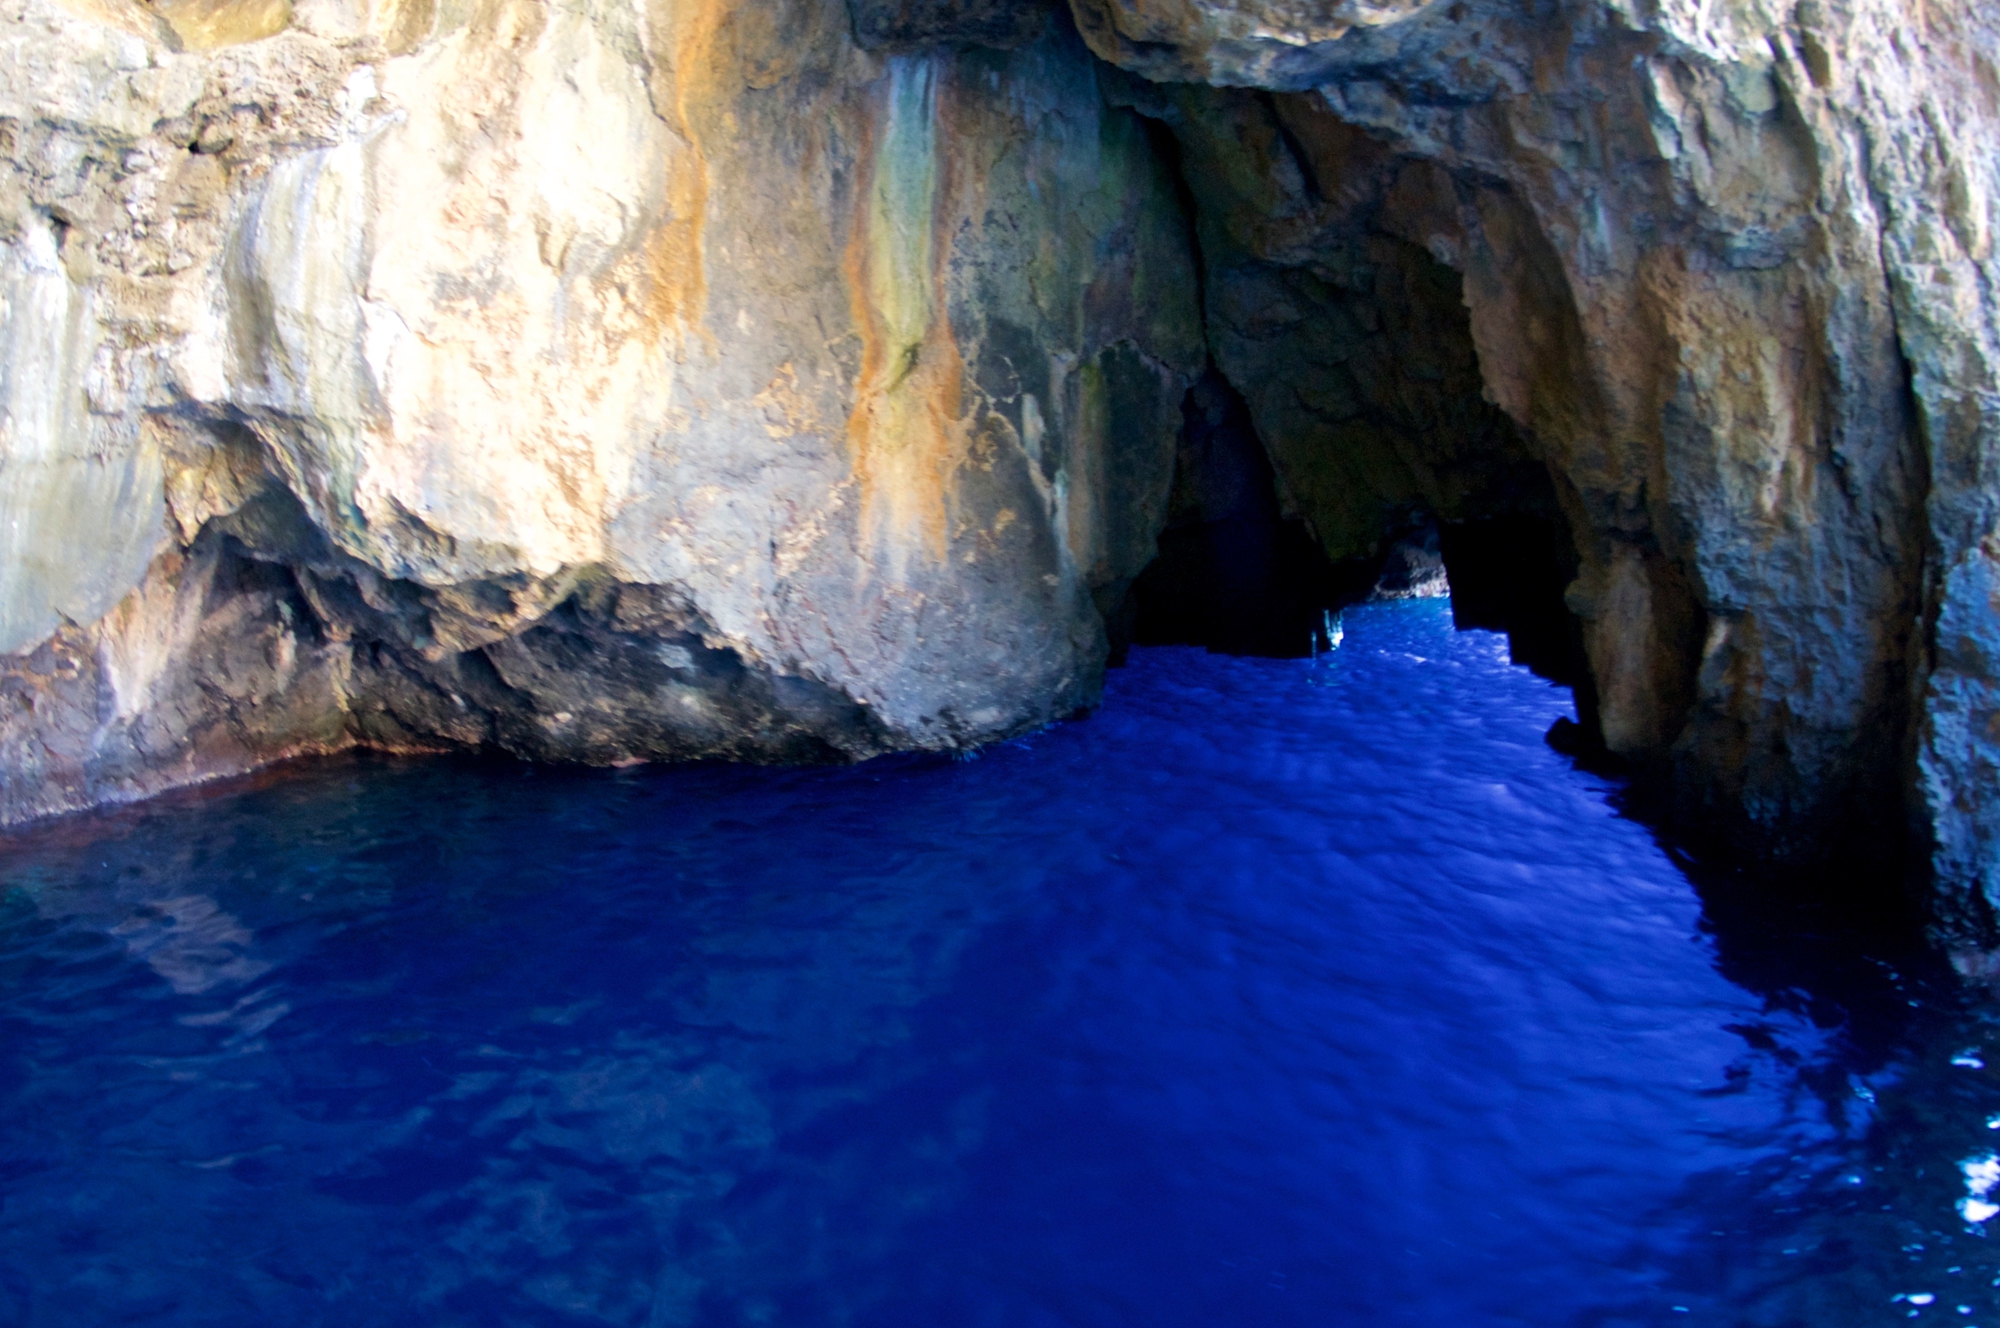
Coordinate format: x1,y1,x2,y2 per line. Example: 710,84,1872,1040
0,0,1201,821
1077,0,2000,926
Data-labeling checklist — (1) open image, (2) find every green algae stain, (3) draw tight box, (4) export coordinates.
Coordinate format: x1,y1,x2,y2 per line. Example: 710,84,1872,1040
866,57,940,399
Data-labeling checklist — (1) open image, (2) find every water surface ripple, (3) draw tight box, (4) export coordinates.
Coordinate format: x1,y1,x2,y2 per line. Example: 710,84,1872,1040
0,601,1993,1326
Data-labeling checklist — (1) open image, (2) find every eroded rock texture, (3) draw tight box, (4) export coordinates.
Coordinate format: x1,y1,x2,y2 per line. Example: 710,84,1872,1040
0,0,1201,822
2,0,1998,937
1077,0,1997,933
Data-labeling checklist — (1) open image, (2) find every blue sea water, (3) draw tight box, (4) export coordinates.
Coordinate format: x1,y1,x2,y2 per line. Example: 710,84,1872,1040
1,600,1996,1326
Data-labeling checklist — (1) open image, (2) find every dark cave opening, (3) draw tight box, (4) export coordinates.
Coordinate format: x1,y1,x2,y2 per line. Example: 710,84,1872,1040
1127,368,1377,658
1111,84,1597,715
1121,356,1597,756
1125,379,1596,751
1115,87,1608,759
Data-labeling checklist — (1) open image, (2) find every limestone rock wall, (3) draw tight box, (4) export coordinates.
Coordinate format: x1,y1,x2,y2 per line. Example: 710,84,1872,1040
0,0,1202,823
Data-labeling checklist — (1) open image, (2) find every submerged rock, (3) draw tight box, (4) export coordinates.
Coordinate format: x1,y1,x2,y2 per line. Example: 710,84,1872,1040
1372,531,1447,601
0,0,1997,936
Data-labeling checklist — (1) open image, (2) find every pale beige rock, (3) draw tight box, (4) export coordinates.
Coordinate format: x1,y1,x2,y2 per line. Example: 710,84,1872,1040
0,0,1201,821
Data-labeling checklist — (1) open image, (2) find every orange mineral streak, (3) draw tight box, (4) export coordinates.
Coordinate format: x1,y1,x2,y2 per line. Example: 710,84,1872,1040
640,0,723,353
840,79,968,568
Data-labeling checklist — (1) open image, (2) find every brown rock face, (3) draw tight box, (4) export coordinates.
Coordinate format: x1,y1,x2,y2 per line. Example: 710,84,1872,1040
0,0,1201,822
1080,0,1982,919
3,0,1998,937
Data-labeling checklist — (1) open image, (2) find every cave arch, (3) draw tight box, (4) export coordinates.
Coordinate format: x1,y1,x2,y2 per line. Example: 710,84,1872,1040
1100,48,1929,896
1119,86,1607,747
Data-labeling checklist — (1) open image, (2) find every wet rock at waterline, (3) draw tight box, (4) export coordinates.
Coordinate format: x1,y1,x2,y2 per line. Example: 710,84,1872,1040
2,0,1999,939
0,0,1202,822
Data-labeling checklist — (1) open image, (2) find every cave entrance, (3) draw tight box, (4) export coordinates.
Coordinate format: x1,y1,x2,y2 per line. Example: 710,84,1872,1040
1126,374,1580,678
1127,368,1374,658
1125,369,1599,740
1125,351,1596,741
1120,202,1596,743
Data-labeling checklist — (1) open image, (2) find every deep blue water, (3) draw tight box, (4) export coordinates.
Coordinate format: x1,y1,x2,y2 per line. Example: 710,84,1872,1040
1,600,1997,1326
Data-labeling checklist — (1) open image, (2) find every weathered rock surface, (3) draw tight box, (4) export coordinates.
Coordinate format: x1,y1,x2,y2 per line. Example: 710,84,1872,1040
3,0,1999,941
0,0,1201,823
1076,0,1997,933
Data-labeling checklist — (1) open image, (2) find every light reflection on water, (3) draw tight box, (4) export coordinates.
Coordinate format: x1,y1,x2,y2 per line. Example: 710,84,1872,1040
0,600,1989,1326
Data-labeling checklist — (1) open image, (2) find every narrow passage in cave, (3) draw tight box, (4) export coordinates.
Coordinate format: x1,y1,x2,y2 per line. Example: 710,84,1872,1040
1122,349,1596,744
1120,102,1606,747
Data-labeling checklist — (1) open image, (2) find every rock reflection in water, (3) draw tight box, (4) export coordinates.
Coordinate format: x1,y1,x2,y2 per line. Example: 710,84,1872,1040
0,600,1985,1327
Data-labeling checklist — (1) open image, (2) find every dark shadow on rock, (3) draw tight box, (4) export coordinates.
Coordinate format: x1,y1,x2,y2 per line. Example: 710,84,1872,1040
1434,513,1618,769
1128,368,1375,658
